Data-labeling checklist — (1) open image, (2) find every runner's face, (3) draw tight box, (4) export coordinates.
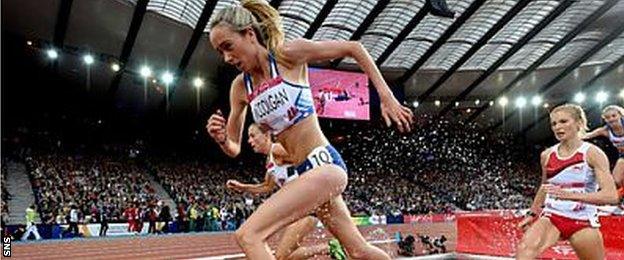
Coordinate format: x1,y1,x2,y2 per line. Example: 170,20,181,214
603,110,621,127
550,111,580,141
210,25,257,72
248,126,270,154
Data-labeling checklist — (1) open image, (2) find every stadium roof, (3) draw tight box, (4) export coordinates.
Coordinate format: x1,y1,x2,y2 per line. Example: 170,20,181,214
3,0,623,140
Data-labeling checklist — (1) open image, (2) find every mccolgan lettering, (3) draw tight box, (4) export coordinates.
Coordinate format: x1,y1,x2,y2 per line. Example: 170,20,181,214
254,88,290,119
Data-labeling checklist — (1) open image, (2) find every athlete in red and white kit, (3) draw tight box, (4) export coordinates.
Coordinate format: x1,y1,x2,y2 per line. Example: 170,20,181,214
516,104,619,260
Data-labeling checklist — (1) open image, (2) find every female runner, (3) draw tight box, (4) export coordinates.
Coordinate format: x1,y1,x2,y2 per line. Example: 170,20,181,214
206,0,412,258
516,104,619,260
226,124,346,260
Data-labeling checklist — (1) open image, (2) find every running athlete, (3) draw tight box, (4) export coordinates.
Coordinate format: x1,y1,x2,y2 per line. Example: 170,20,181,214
225,124,346,260
584,105,624,191
516,104,619,260
206,0,412,258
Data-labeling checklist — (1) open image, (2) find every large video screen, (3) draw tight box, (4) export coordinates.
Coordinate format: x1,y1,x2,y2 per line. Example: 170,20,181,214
308,67,370,120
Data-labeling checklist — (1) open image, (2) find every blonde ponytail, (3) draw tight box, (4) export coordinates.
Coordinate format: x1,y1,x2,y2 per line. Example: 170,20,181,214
210,0,293,68
601,105,624,119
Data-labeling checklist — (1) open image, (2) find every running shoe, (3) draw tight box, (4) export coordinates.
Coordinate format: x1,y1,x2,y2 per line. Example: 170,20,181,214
329,238,347,260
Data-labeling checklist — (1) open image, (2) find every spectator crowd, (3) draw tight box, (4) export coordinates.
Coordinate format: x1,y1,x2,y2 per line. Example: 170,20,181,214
1,159,11,228
338,114,538,214
3,114,547,239
25,154,161,229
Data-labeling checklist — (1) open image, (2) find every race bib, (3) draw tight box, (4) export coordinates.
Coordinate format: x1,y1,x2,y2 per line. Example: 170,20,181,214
307,146,333,168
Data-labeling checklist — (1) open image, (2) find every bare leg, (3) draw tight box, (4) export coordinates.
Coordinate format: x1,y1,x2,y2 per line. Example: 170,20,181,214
288,244,329,260
515,218,561,260
234,165,347,260
613,158,624,188
274,216,318,260
568,228,605,260
315,195,390,260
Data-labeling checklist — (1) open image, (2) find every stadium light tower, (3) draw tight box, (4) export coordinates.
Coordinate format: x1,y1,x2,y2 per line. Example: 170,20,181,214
498,96,508,129
531,95,542,107
515,96,527,129
595,91,608,107
193,78,204,88
515,97,527,109
498,96,508,107
530,95,542,122
83,54,94,65
573,92,585,104
194,77,204,114
47,49,58,59
140,66,152,105
111,63,121,72
161,72,174,85
140,66,152,78
162,71,174,113
83,54,94,91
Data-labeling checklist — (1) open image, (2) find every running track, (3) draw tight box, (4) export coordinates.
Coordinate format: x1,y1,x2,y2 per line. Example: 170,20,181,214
10,223,456,259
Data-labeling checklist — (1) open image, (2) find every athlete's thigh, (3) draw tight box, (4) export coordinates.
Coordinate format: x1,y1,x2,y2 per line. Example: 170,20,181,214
240,164,347,240
568,228,604,260
519,218,561,253
275,216,318,258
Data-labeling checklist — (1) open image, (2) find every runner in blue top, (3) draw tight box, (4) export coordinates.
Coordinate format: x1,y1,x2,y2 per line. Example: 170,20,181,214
206,1,412,258
584,105,624,192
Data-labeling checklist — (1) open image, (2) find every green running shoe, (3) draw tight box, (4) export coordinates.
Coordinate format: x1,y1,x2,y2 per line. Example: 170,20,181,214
328,238,347,260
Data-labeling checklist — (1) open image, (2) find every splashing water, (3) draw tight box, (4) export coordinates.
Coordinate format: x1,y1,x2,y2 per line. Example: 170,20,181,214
365,227,395,257
487,211,524,257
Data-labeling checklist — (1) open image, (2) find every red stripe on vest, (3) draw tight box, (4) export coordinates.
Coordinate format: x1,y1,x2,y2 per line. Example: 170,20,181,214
556,182,586,188
247,76,284,101
546,152,584,179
